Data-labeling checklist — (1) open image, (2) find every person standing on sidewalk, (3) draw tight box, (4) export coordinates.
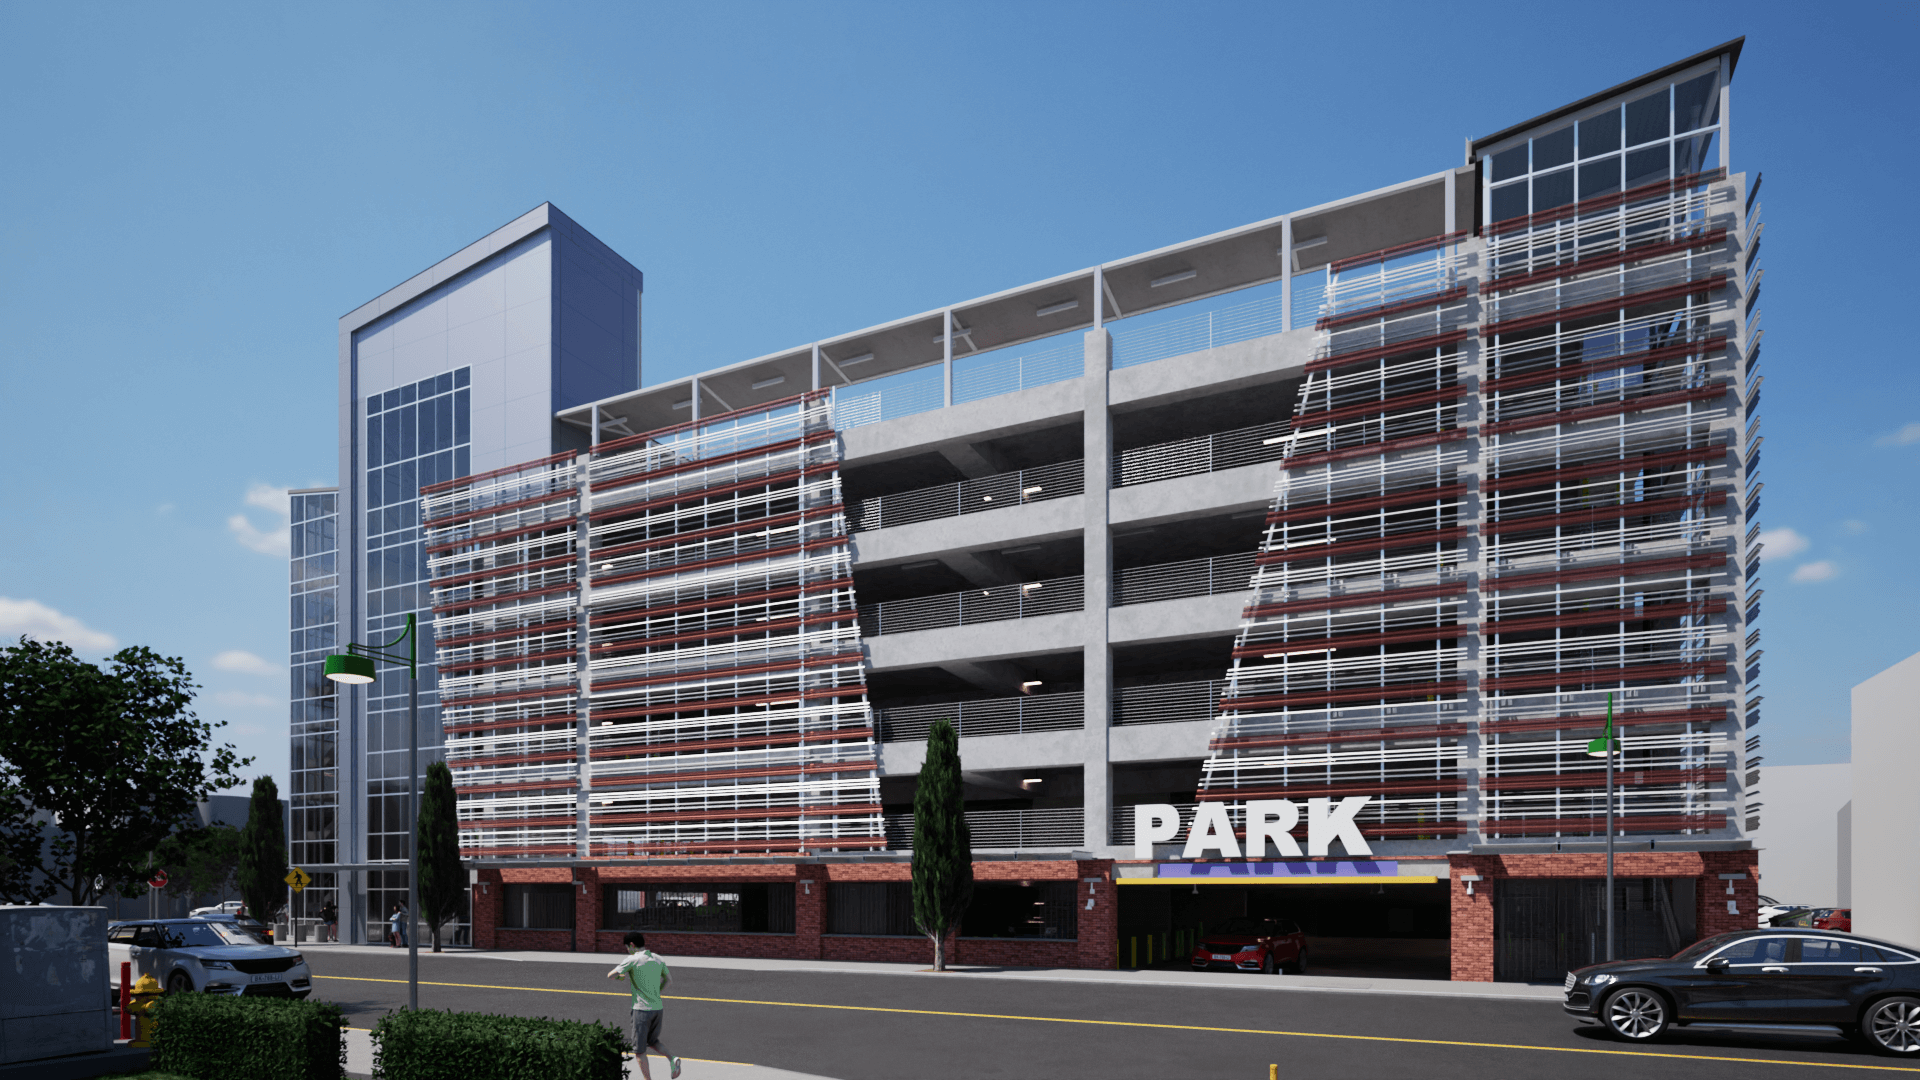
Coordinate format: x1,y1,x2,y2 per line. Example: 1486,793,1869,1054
321,900,339,943
606,932,681,1079
388,903,408,948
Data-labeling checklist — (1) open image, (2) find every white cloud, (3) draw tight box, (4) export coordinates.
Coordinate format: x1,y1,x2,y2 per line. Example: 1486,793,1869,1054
227,482,292,556
0,598,118,652
212,690,279,709
1791,560,1839,583
1877,423,1920,447
1842,519,1869,535
1755,527,1810,562
213,650,280,676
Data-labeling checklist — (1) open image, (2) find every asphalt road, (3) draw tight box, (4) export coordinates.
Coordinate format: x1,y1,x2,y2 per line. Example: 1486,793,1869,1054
305,950,1919,1079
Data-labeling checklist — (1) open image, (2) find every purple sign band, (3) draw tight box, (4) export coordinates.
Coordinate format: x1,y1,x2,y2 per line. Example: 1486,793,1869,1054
1157,861,1399,878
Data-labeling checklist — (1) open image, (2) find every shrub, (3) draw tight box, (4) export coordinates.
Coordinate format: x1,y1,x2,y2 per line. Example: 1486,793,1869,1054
149,993,345,1080
372,1009,627,1080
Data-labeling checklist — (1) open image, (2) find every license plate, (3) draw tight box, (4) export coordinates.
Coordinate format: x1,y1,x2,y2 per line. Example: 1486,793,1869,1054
250,974,280,984
1212,954,1233,961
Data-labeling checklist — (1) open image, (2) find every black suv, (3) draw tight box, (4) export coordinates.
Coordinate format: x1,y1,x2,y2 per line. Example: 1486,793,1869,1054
1565,928,1920,1055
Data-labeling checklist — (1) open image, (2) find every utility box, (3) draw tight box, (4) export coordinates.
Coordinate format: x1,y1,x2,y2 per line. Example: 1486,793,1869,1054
0,905,109,1064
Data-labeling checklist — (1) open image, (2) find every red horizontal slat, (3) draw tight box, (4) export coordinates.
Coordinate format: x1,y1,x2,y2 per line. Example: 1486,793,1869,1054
1306,329,1472,374
1223,679,1468,712
1481,489,1727,536
590,725,876,761
1267,483,1466,527
1480,661,1727,693
1244,583,1468,619
1483,273,1727,338
1318,284,1471,332
1254,526,1472,568
1482,445,1726,493
1483,382,1730,437
1282,429,1475,470
1481,229,1729,296
1483,552,1728,593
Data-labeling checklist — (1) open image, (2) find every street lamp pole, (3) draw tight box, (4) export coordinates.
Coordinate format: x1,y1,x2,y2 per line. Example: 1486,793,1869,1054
324,613,420,1011
1587,692,1619,962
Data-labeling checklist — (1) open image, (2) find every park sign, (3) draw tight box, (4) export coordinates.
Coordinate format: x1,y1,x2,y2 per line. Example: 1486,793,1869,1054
1132,796,1374,861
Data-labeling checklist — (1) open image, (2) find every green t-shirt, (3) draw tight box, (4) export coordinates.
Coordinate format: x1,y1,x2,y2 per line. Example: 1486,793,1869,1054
610,950,670,1011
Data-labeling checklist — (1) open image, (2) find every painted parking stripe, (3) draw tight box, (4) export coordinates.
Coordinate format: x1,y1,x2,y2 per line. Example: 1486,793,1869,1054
312,976,1920,1073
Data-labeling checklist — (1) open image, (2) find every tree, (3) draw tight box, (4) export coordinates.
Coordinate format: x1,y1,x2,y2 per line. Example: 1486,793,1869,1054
417,761,464,952
910,719,973,972
0,638,249,906
237,776,287,923
0,771,54,904
155,822,243,905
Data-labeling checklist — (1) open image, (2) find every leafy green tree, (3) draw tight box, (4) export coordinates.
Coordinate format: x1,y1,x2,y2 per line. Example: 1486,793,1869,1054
0,638,249,905
154,822,243,905
237,776,288,923
910,719,973,972
0,772,53,904
417,761,464,952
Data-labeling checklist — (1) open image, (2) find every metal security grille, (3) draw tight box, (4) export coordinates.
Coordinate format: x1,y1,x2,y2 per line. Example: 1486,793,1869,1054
848,459,1082,532
1494,878,1697,982
856,575,1084,637
876,692,1083,742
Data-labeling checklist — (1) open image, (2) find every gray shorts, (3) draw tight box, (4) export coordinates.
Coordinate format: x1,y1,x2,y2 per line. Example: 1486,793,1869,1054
633,1008,664,1048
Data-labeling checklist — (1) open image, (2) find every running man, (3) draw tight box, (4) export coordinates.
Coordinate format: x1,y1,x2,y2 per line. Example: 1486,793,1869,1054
607,932,682,1079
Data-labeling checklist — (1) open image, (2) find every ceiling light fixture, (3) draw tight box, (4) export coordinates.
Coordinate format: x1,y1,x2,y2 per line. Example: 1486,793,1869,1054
840,352,875,366
1019,683,1043,694
671,399,692,410
751,375,787,390
1150,269,1197,288
1035,299,1079,317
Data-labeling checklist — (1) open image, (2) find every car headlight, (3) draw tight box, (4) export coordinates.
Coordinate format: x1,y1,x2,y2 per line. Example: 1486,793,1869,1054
202,960,235,970
1587,973,1616,986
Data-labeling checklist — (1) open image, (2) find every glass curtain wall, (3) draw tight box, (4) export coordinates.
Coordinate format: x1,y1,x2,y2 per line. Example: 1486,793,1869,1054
363,368,471,943
1485,69,1723,222
289,490,340,928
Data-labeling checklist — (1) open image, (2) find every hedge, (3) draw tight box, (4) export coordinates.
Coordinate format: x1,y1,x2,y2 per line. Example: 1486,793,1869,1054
149,993,345,1080
372,1009,627,1080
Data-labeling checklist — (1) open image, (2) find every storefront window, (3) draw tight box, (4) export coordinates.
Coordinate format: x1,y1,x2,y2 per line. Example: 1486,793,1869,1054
503,883,575,930
601,883,795,934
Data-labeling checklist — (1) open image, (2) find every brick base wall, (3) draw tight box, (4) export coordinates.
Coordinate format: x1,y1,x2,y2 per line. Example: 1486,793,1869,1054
1449,850,1759,982
467,859,1118,970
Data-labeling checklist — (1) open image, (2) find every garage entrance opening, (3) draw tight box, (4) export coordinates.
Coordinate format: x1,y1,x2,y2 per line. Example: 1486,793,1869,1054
1117,881,1450,981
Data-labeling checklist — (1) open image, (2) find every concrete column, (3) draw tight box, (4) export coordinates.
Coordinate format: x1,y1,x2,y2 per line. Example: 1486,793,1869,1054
1280,218,1293,333
576,453,594,861
1081,327,1113,851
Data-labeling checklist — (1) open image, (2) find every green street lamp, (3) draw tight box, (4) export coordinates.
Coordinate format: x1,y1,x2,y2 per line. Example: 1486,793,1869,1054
1586,692,1620,962
324,613,420,1010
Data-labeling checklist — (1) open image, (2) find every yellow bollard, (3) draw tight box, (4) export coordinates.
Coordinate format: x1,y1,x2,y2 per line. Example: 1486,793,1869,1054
1269,1065,1278,1080
128,973,164,1048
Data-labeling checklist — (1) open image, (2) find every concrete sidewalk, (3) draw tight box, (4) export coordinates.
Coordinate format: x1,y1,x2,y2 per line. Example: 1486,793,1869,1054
342,1027,841,1080
303,942,1564,1001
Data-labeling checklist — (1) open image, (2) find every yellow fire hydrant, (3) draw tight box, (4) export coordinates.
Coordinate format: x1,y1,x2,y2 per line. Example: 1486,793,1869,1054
127,973,164,1047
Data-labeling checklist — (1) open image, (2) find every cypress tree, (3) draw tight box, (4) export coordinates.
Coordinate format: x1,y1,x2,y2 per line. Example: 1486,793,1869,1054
236,776,287,930
416,761,464,952
910,718,972,971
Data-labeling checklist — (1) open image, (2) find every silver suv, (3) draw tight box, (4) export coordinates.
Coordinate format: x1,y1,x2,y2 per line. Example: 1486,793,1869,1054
107,919,312,997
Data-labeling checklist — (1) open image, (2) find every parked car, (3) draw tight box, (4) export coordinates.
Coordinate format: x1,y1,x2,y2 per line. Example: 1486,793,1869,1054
1817,909,1854,933
107,919,311,997
1563,928,1920,1055
189,900,245,917
1767,907,1817,928
1189,917,1307,975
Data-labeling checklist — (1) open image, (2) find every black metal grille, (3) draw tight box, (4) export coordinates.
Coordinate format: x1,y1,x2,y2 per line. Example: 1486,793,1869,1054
231,956,298,974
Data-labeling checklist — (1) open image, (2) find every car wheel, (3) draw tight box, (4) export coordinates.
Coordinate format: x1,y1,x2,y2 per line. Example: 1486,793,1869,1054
1291,950,1307,976
1261,953,1276,975
1602,988,1669,1041
167,970,194,994
1864,997,1920,1055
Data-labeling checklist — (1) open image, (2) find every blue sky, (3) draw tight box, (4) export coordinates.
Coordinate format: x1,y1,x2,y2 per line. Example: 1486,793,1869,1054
0,1,1914,790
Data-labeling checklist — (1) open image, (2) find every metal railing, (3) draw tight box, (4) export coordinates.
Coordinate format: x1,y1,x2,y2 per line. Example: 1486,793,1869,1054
1112,552,1257,606
1111,802,1198,845
850,459,1082,532
953,338,1083,404
1111,291,1286,370
876,693,1084,742
832,364,945,430
1112,419,1292,487
1111,678,1225,727
884,807,1084,850
857,574,1084,637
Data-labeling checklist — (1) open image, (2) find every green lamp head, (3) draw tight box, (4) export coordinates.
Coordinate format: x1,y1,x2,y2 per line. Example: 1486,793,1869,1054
1586,735,1620,758
323,652,378,685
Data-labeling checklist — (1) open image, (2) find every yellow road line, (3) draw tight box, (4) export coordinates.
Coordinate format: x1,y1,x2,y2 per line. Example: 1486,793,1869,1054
312,975,1920,1073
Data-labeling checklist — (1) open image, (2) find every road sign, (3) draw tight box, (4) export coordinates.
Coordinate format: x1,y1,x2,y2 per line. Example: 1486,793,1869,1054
284,867,311,893
148,869,168,890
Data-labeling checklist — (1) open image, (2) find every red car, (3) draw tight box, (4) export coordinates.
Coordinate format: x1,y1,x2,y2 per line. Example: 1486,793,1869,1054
1814,908,1852,932
1190,917,1307,975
